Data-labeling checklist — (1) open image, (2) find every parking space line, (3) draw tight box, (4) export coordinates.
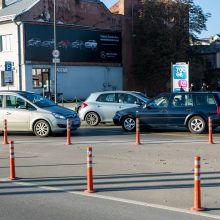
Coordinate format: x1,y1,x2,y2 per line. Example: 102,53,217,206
9,180,220,219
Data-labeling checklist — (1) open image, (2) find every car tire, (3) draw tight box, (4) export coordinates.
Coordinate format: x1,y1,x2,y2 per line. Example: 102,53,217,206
34,120,51,137
122,116,136,132
188,116,206,134
85,112,100,126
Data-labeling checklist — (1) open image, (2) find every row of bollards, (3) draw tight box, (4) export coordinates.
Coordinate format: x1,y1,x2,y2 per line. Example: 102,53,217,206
1,118,209,211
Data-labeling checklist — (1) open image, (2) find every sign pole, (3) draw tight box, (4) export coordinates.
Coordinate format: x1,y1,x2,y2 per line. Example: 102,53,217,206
54,0,57,103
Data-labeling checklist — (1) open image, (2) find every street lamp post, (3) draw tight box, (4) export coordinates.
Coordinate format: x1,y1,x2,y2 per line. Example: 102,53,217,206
53,0,57,103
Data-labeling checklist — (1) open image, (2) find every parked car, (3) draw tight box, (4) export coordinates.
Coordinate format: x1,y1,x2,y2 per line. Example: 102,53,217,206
113,92,220,134
84,40,98,49
27,38,41,47
0,91,80,137
78,91,149,126
58,40,71,48
72,40,84,49
42,39,54,48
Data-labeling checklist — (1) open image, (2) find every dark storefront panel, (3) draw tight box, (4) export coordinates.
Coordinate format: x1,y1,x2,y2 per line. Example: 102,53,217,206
24,23,122,63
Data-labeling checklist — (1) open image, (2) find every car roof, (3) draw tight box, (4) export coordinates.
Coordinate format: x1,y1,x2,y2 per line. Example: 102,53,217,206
89,91,145,95
0,90,35,95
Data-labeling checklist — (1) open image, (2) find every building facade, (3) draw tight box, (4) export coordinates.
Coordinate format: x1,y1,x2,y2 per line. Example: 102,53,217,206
0,0,123,100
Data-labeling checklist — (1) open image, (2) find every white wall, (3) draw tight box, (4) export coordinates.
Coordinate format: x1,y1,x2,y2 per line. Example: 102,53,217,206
0,22,19,90
25,64,123,100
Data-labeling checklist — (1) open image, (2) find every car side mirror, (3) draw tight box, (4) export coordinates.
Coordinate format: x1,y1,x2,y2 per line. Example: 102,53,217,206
17,105,27,109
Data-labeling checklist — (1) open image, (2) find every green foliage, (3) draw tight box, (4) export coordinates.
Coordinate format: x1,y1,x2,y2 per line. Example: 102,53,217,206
132,0,209,95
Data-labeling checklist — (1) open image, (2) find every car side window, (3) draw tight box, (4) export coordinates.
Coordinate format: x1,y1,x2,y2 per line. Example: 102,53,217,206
196,94,216,106
0,95,2,108
172,94,193,107
96,93,115,103
6,95,26,109
148,96,169,108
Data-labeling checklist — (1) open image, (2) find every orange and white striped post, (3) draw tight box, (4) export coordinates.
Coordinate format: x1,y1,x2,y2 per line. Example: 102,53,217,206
208,116,214,144
66,118,71,145
191,156,204,211
136,117,141,145
3,119,9,144
85,146,95,193
8,140,17,180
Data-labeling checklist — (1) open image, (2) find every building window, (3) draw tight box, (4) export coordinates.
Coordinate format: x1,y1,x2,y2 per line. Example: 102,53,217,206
32,68,50,92
0,35,13,52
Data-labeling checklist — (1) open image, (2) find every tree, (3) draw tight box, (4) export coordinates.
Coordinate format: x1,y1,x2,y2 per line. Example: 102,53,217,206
131,0,210,96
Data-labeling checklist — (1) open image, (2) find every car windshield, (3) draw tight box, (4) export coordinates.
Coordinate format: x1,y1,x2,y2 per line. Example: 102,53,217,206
20,93,56,108
133,92,149,102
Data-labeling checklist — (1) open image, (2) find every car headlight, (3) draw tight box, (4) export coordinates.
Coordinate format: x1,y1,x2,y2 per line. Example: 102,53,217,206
52,113,66,120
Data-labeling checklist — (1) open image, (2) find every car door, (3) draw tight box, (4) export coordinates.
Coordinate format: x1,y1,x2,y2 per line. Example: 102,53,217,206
95,93,119,121
4,95,31,131
167,93,194,126
138,94,170,127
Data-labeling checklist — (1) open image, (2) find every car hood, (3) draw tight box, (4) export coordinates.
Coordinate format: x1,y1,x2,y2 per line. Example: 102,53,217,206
117,106,141,114
42,105,77,117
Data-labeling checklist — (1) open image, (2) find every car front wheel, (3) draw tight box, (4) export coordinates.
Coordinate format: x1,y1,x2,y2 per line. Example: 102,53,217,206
34,120,51,137
122,116,136,132
188,116,206,134
85,112,100,126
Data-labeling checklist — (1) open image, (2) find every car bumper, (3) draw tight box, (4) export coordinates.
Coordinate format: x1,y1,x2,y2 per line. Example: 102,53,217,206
113,118,121,126
51,118,81,132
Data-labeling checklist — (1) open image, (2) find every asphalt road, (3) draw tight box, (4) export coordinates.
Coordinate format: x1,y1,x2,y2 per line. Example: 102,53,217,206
0,125,220,220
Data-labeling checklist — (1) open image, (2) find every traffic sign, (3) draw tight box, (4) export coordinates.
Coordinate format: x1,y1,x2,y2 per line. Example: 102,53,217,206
52,49,60,58
52,58,60,63
5,61,12,71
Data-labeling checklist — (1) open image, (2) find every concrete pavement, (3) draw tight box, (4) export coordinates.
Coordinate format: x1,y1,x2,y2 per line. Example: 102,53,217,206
1,129,220,218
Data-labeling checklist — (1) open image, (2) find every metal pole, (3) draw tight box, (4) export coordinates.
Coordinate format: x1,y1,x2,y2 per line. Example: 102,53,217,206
54,0,57,103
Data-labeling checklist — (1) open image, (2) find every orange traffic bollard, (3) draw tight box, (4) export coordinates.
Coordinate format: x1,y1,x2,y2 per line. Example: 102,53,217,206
8,140,17,180
66,118,72,145
208,116,214,144
191,156,204,211
85,146,95,193
136,117,141,145
3,119,9,144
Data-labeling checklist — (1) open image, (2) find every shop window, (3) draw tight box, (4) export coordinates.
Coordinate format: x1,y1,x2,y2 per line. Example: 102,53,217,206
32,68,49,92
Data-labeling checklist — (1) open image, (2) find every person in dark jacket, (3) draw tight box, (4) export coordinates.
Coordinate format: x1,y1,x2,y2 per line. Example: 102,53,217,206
189,83,196,92
200,83,208,91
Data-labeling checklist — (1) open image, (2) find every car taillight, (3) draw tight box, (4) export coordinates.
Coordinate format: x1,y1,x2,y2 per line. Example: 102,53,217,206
217,107,220,115
81,102,88,109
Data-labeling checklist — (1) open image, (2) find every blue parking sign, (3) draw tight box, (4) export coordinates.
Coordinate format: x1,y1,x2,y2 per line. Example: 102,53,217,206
5,61,12,71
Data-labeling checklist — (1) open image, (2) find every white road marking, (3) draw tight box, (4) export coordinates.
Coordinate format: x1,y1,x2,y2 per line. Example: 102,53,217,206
5,180,218,219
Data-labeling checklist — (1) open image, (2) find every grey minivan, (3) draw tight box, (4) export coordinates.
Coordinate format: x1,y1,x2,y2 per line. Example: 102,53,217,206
0,91,80,137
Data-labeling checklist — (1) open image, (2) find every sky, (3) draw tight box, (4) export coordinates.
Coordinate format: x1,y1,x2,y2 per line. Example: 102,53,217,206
101,0,219,38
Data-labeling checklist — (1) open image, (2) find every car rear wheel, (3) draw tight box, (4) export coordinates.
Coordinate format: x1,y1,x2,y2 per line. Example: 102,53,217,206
122,116,136,132
34,120,51,137
85,112,100,126
188,116,206,134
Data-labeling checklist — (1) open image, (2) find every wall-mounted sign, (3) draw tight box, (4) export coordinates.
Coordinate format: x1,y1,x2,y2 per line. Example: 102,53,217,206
4,61,13,83
172,63,189,92
24,23,122,63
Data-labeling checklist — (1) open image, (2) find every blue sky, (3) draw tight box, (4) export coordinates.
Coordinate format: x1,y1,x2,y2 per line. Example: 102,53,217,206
102,0,219,38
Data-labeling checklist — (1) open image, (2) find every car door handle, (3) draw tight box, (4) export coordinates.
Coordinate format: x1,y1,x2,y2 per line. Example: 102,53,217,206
186,109,192,112
6,112,11,115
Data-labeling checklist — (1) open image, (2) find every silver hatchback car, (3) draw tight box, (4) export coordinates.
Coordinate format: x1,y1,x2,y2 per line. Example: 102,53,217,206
0,91,80,137
79,91,149,126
